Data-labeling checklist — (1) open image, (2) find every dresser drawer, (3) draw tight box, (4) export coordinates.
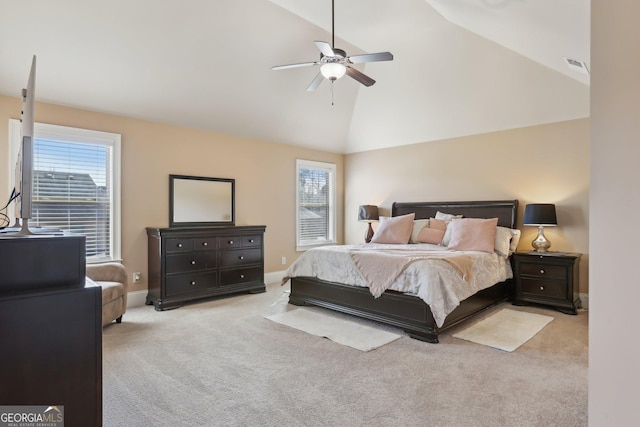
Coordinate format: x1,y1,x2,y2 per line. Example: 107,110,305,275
219,236,242,249
194,237,217,250
165,238,193,253
165,272,218,296
520,278,567,300
519,263,566,279
243,235,261,247
166,251,217,274
220,267,262,286
220,248,262,267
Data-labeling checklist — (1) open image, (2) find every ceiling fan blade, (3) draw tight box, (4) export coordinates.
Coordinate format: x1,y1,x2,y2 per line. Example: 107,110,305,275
306,73,325,92
345,66,375,87
348,52,394,64
314,41,335,57
272,61,318,71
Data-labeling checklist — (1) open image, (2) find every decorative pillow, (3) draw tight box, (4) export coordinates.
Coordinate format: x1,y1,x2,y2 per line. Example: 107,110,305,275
433,212,462,246
371,213,415,244
416,227,445,244
447,218,499,253
409,219,430,243
428,218,447,231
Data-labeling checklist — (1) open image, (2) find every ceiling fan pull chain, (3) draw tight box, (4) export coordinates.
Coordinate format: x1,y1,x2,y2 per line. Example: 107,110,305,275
331,80,335,105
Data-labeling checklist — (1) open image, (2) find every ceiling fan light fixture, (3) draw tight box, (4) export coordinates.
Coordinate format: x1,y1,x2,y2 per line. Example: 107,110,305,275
271,0,393,95
320,63,346,80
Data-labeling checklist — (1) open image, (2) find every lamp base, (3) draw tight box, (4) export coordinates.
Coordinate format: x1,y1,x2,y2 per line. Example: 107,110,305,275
365,223,374,243
531,225,551,252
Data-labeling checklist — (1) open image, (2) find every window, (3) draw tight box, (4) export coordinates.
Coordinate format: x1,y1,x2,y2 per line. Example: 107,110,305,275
296,159,336,250
8,120,121,262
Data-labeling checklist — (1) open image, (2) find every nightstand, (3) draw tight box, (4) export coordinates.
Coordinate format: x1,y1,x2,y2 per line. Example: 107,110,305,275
512,251,582,314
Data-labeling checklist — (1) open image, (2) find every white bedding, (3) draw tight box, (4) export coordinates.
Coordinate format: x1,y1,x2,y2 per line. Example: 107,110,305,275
283,243,513,327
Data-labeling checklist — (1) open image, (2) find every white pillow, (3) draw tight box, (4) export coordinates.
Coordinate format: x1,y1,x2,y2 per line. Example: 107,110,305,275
435,211,463,220
371,213,415,244
509,229,521,253
409,219,430,243
494,227,522,257
435,212,463,246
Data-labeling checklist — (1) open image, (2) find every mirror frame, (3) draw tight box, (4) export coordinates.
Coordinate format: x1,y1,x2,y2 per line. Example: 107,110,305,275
169,174,235,228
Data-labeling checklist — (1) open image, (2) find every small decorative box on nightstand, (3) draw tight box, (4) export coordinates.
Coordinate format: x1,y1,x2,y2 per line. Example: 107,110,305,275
512,251,582,314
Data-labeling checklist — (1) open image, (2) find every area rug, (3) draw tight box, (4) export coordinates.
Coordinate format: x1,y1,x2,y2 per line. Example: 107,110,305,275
452,308,554,352
266,308,402,351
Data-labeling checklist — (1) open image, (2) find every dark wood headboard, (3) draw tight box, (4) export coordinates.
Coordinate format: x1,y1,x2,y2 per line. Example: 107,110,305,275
392,200,518,229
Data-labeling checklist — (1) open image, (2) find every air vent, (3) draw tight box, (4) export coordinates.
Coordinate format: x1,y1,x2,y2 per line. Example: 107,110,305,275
564,57,590,75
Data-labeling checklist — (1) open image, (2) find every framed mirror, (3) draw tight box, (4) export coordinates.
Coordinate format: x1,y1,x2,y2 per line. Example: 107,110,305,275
169,174,235,227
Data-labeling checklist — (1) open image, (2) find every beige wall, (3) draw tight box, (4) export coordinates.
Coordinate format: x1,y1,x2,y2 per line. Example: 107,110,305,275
1,94,589,297
590,1,640,423
0,95,344,292
345,119,590,294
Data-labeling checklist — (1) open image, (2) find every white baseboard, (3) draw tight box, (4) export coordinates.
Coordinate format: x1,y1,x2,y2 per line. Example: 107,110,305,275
580,292,589,310
265,270,287,285
127,290,148,308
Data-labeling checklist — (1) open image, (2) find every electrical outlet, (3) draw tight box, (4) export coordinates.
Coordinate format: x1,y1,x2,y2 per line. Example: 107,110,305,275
133,272,141,283
281,256,286,265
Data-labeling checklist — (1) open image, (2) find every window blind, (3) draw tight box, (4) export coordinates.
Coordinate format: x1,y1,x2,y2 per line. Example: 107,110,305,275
33,138,112,261
296,160,336,249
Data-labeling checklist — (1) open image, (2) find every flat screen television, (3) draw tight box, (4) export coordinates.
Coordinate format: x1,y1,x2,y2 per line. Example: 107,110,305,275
169,175,235,228
12,56,36,235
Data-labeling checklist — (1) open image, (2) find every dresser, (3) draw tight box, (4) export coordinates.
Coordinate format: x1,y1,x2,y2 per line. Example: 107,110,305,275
146,225,266,310
512,251,581,314
0,235,101,427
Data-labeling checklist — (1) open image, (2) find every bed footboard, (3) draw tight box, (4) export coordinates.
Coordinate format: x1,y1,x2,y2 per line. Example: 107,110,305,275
289,276,511,344
290,277,440,343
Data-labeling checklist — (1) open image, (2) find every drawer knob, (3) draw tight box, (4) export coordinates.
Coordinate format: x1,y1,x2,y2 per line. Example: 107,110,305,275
191,260,196,265
249,239,254,243
229,240,234,245
191,281,196,285
177,243,183,248
239,256,244,260
203,242,208,246
240,274,245,279
540,286,545,291
540,269,545,274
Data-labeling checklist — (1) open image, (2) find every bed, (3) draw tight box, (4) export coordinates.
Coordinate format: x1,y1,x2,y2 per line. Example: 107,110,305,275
285,200,519,343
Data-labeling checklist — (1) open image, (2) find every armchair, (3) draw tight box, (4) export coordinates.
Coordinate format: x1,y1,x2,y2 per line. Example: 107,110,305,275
86,262,128,327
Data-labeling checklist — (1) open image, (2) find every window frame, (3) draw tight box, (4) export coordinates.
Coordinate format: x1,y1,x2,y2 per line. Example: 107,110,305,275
295,159,337,251
8,119,122,262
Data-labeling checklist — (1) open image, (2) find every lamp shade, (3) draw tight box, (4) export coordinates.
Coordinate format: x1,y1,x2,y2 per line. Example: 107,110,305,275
320,63,346,80
523,203,557,226
358,205,379,222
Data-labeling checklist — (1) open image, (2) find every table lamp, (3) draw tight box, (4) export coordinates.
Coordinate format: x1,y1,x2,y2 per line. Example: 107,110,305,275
523,203,557,252
358,205,379,243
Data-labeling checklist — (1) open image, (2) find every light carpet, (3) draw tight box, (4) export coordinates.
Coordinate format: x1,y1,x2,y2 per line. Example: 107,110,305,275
266,308,402,351
453,308,554,352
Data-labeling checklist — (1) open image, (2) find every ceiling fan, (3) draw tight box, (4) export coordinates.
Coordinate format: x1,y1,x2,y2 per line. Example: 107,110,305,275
272,0,394,93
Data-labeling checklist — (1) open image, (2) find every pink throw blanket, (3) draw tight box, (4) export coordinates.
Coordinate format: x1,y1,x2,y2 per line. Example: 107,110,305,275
348,248,473,298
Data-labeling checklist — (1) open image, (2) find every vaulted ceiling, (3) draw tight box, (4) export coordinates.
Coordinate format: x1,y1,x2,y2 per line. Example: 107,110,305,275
0,0,589,153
